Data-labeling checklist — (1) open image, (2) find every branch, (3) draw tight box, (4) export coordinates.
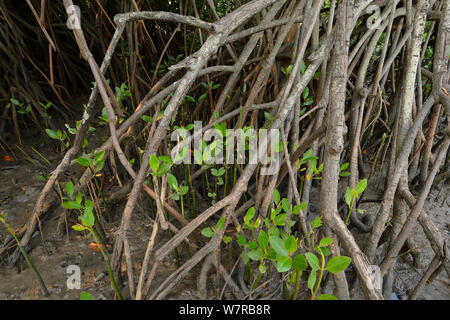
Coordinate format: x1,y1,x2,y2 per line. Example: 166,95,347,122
114,11,216,33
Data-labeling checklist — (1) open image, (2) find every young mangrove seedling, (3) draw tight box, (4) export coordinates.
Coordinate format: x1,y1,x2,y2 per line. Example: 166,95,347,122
345,179,368,225
0,211,49,296
167,173,189,219
80,291,95,300
62,180,123,300
234,190,352,300
201,216,232,245
70,196,124,300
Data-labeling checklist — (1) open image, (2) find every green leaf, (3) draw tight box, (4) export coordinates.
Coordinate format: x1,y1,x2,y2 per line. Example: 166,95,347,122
274,213,287,226
248,241,258,250
167,173,178,191
340,163,349,171
203,141,217,163
149,154,159,172
311,217,322,229
273,189,280,205
10,98,20,106
223,236,232,244
308,270,317,291
300,60,306,75
299,108,307,117
36,175,47,181
253,218,261,229
76,157,91,167
326,256,352,274
157,163,171,176
85,200,94,212
304,97,314,106
242,83,247,93
303,87,309,99
80,291,95,300
208,192,216,198
248,249,263,261
178,186,189,196
83,208,95,228
293,202,307,215
276,256,292,272
259,264,267,274
286,64,292,74
62,201,83,210
284,236,298,254
237,235,247,247
356,179,367,194
266,248,277,261
316,247,331,257
72,225,86,232
198,93,207,103
174,146,187,162
216,217,226,231
100,107,109,122
244,207,255,224
269,235,288,257
319,237,333,247
94,151,105,164
305,252,320,270
66,181,74,196
216,167,225,176
281,198,290,213
293,254,307,271
270,209,277,223
94,160,105,173
317,163,324,173
339,171,351,177
141,115,153,123
214,123,226,137
317,294,338,300
186,95,196,103
300,149,313,163
258,230,269,250
194,149,203,165
345,187,353,207
241,251,250,265
199,140,207,152
308,159,317,175
46,129,60,140
268,225,279,237
75,192,83,204
201,227,214,238
172,193,180,201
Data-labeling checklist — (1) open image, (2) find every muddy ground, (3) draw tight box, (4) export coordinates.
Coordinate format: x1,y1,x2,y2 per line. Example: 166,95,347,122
0,141,448,300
